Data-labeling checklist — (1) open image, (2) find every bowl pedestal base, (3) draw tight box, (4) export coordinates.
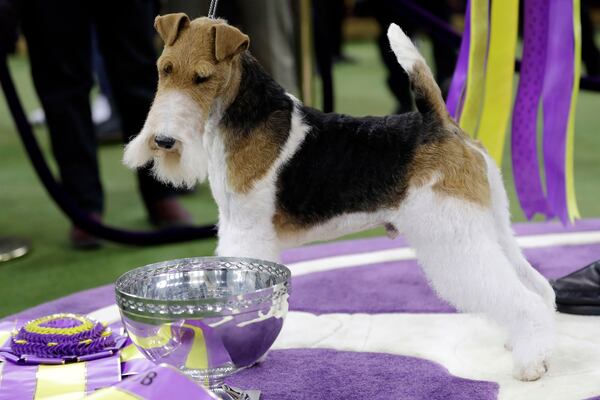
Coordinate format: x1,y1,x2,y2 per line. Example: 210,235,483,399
213,384,260,400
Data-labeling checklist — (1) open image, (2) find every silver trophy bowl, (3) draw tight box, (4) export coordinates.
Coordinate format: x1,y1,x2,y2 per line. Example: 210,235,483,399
115,257,291,400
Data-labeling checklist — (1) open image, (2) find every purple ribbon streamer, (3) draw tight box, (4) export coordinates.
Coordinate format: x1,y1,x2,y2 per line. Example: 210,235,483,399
511,0,553,219
0,363,38,400
86,356,122,393
542,0,576,224
446,0,471,118
121,358,155,376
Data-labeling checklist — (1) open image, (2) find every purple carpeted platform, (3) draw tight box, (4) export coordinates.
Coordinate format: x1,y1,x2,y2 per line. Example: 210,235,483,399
3,219,600,399
8,219,600,320
227,349,499,400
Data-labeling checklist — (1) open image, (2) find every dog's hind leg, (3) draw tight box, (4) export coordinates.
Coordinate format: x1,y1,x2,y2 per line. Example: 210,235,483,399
395,190,555,381
481,151,556,311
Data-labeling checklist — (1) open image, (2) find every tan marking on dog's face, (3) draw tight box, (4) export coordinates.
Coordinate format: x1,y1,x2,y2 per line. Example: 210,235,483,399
155,15,289,194
410,135,491,207
154,15,249,117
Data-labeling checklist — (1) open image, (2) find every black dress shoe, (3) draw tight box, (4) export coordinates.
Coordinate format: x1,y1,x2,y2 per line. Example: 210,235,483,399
147,197,194,228
552,260,600,315
69,213,102,250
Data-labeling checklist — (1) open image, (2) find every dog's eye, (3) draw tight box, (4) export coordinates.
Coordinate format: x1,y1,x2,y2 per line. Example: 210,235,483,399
162,64,173,75
193,74,209,85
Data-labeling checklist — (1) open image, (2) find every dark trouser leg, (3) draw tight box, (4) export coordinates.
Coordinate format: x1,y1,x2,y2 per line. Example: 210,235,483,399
372,0,414,113
94,0,178,208
581,0,599,76
424,0,456,97
21,0,103,213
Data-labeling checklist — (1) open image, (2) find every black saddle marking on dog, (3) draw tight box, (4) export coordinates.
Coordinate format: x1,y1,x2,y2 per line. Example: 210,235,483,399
220,53,293,142
276,106,431,227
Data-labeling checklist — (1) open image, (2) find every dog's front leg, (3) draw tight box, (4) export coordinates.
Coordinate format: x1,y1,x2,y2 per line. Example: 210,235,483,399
216,223,282,263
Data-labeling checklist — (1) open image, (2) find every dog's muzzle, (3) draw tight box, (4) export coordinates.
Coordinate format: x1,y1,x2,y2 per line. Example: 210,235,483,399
154,135,176,150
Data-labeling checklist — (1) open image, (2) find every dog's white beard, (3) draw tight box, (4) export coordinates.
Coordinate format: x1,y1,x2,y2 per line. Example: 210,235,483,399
122,90,208,189
151,136,208,189
123,132,153,169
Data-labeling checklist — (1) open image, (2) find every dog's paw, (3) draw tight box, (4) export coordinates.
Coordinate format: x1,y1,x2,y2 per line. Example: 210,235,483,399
530,274,556,312
513,360,548,381
540,285,557,312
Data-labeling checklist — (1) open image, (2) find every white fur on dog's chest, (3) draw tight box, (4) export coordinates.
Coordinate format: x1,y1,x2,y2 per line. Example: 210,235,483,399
206,100,302,258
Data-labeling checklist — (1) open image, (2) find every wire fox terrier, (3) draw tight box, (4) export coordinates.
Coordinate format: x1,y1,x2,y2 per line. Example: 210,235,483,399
124,14,556,381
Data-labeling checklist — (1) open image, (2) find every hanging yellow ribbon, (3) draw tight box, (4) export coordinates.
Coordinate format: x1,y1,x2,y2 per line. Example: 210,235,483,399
458,0,489,136
475,0,519,163
566,0,581,221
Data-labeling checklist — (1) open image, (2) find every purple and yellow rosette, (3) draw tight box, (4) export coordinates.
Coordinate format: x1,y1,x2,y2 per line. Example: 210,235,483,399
0,314,126,400
1,313,125,365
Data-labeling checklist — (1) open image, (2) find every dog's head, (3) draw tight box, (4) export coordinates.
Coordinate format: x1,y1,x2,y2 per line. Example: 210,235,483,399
123,14,249,188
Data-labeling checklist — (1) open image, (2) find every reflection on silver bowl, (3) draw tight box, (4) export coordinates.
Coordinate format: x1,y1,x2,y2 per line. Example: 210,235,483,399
115,257,291,399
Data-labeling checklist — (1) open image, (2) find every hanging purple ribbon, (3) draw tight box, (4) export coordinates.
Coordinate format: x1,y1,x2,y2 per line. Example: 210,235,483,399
542,0,576,224
446,0,471,119
511,0,552,219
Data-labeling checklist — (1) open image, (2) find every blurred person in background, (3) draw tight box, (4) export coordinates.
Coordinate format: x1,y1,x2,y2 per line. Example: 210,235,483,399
28,29,124,145
356,0,458,113
0,0,192,249
581,0,599,76
0,0,18,54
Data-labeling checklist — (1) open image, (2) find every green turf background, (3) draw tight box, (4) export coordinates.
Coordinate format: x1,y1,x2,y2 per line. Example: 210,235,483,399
1,41,598,317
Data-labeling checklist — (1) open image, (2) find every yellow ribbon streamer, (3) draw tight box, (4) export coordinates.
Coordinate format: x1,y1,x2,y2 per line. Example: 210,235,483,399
566,0,581,221
34,362,87,400
0,321,18,346
0,330,11,346
458,0,489,136
475,0,519,163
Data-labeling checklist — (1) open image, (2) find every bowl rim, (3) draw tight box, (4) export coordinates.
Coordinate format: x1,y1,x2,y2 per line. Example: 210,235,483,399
114,256,291,317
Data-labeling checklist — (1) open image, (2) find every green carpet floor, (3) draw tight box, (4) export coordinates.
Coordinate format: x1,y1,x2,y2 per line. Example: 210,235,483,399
1,41,599,317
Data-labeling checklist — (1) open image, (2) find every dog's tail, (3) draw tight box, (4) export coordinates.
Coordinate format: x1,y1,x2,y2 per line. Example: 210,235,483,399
387,24,448,124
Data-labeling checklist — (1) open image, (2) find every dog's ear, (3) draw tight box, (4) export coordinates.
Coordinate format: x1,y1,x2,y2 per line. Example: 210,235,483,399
212,24,249,62
154,13,190,46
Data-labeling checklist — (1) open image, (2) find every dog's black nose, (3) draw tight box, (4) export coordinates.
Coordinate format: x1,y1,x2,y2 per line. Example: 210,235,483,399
154,135,176,149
